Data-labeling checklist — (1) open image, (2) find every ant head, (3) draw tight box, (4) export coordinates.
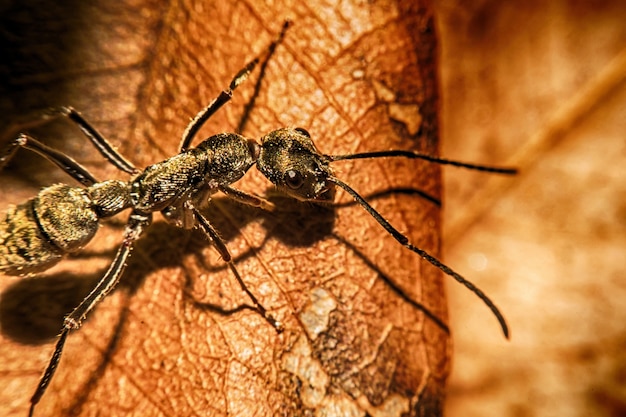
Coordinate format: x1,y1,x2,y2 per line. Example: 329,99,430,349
256,128,336,202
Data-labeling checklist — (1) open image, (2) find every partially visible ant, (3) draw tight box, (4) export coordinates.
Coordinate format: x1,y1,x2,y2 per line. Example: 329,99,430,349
0,21,516,416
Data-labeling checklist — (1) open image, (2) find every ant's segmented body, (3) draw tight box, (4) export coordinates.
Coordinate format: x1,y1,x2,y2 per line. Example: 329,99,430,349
0,22,516,416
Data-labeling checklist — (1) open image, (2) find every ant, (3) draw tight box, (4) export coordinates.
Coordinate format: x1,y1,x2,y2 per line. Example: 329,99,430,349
0,21,516,416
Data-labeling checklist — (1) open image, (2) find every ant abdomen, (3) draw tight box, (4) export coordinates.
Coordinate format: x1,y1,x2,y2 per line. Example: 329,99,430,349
0,184,97,275
0,180,131,276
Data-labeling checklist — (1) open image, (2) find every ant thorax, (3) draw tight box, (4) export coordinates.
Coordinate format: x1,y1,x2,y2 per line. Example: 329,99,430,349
131,132,256,222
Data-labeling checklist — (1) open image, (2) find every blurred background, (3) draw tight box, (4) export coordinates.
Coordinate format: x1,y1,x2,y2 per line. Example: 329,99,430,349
435,1,626,416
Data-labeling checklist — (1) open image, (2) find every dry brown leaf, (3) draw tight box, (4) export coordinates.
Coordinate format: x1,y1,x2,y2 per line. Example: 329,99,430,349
0,1,453,416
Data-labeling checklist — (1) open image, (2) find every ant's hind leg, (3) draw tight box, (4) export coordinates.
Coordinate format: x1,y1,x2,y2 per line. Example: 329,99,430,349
1,106,137,175
28,212,151,417
52,107,138,174
0,133,98,186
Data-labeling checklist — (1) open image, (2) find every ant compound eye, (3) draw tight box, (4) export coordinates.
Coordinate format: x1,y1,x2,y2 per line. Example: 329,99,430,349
284,169,304,189
294,127,310,138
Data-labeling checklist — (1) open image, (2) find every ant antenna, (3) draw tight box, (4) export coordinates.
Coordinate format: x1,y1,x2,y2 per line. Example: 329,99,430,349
330,150,518,175
327,175,510,338
323,146,516,337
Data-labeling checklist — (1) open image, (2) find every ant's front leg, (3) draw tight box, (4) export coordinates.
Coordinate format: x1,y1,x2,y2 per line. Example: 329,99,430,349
219,185,276,212
178,59,260,153
178,20,290,152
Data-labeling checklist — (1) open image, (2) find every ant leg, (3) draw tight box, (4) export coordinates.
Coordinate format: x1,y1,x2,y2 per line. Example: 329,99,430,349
178,60,257,152
50,107,138,174
219,185,276,212
191,206,283,332
28,329,69,417
0,133,98,186
178,20,291,152
3,106,137,175
28,212,151,416
236,20,291,134
64,212,151,328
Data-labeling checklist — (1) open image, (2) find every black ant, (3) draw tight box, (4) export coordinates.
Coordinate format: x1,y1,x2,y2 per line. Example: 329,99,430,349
0,21,516,416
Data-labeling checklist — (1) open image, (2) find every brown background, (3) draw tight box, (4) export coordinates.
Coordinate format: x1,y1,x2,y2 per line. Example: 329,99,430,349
437,1,626,416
